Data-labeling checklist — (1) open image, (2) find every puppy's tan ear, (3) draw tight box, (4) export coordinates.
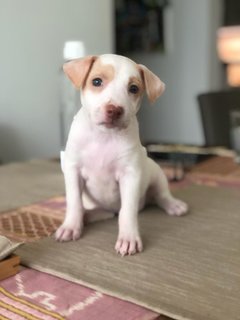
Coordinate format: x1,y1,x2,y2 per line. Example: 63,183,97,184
63,55,97,89
139,64,165,103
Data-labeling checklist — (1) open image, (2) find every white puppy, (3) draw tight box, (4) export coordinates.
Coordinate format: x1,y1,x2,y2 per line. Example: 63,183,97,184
55,54,188,256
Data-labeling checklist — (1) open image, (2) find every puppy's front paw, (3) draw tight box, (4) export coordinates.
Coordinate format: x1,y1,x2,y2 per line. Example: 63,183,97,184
55,222,83,242
115,233,143,256
161,197,188,216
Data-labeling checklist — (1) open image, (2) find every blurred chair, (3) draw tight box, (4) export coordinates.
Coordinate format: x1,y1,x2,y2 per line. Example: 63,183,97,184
198,90,240,147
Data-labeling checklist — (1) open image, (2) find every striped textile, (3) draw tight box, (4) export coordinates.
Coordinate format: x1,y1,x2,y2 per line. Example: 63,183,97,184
0,269,159,320
0,287,64,320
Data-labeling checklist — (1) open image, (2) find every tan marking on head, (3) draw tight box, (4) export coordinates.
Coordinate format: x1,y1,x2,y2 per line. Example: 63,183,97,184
138,64,165,103
84,59,115,92
128,76,144,99
63,55,97,89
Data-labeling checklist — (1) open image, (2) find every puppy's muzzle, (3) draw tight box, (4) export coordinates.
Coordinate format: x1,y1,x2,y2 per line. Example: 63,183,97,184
105,104,124,124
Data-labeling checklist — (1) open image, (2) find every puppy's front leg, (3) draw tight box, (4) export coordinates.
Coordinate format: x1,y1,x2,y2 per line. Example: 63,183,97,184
55,162,84,241
115,173,143,256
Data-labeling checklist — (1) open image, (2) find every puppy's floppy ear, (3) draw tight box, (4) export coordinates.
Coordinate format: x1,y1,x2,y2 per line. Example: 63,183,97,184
138,64,165,103
63,55,97,89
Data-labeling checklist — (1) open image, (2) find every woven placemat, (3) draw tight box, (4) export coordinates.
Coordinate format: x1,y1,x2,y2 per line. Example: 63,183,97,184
0,159,64,213
16,185,240,320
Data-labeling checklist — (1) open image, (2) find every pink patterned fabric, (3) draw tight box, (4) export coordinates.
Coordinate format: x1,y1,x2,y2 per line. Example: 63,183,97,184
1,268,159,320
0,198,65,242
0,286,64,320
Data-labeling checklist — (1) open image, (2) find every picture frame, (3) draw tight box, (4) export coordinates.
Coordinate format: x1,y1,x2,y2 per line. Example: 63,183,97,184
115,0,169,54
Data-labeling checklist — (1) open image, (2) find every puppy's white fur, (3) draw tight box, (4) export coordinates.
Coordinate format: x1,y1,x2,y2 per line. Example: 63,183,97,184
56,54,188,256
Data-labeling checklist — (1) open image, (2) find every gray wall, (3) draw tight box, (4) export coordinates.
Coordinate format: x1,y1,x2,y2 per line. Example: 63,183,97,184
0,0,113,163
133,0,223,145
0,0,224,163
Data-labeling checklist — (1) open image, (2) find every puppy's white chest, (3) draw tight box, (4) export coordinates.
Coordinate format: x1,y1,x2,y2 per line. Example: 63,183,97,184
80,141,118,178
79,141,121,210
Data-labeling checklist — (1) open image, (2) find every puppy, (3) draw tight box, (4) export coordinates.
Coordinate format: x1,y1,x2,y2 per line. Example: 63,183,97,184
55,54,188,256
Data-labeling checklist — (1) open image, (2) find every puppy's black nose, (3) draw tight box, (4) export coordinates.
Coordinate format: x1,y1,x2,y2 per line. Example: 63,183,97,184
106,104,124,120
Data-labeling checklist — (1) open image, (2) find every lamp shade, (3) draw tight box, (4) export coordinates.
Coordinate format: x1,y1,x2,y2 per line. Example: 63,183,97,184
227,64,240,86
217,26,240,63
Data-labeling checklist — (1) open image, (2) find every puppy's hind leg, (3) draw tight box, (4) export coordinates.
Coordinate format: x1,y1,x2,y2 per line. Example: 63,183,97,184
149,159,188,216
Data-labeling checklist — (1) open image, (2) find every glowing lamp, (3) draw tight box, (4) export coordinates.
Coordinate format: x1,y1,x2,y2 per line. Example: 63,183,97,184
217,26,240,86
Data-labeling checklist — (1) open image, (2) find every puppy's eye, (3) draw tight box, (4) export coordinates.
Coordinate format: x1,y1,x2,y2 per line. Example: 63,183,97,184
129,84,139,94
92,78,103,87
